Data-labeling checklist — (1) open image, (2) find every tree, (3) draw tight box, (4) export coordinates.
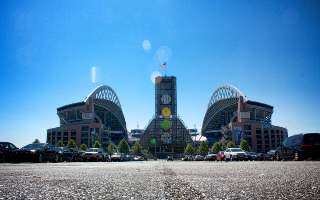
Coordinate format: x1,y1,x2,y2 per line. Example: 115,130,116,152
184,144,194,155
67,139,77,149
94,141,101,148
240,139,250,151
79,144,87,151
211,142,222,153
118,139,129,154
132,142,142,154
107,143,117,155
198,141,209,155
33,139,40,144
227,141,236,148
57,140,64,147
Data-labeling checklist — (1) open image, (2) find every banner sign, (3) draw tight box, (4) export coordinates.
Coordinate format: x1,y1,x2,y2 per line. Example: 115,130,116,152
82,113,93,119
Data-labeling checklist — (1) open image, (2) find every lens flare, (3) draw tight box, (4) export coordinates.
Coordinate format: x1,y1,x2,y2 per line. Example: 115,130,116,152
150,71,162,84
155,46,172,65
142,40,151,51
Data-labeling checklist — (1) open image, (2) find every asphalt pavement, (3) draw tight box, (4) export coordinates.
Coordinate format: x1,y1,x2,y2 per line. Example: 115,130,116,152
0,161,319,200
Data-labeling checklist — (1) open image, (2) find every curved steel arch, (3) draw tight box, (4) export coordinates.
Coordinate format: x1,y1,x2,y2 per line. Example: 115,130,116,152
84,85,127,133
208,85,245,108
84,85,122,108
202,85,245,136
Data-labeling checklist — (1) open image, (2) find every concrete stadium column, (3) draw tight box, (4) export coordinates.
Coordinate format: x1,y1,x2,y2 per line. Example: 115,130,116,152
237,96,245,123
76,127,81,146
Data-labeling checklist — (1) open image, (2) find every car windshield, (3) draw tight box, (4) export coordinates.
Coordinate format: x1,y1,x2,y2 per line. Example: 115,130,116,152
230,148,242,152
22,143,46,149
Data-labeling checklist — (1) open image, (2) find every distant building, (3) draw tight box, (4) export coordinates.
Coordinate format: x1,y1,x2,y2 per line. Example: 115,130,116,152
202,85,287,153
47,85,127,148
141,76,192,158
188,128,199,136
128,129,144,145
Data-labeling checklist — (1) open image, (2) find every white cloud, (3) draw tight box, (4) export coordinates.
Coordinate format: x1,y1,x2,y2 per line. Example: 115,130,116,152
142,40,151,51
91,66,97,83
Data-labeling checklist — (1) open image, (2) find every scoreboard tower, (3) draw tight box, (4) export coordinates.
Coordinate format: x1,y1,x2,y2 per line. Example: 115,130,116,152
142,76,191,158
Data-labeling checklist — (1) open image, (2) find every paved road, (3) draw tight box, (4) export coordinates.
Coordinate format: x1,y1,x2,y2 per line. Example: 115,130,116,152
0,161,319,200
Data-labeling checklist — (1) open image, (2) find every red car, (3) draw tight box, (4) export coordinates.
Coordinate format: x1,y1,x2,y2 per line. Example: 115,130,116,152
216,151,225,161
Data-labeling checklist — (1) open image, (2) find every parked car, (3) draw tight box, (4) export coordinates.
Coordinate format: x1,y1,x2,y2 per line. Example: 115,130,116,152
216,151,225,161
0,142,19,162
61,148,83,162
181,155,193,161
266,150,277,160
245,152,258,161
256,153,265,161
111,153,123,161
275,133,320,161
78,150,86,161
167,155,173,161
194,155,205,161
224,148,247,161
124,154,134,161
205,153,217,161
83,148,106,161
133,155,145,161
14,143,62,163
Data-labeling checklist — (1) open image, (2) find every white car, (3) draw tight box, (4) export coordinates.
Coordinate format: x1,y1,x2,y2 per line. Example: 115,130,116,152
224,148,247,161
83,148,105,161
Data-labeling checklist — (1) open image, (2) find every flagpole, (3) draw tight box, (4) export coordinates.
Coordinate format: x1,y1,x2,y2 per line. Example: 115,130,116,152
161,62,167,77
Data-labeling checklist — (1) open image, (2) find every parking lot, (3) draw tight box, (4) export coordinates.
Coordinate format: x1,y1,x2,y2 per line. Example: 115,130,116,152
0,161,319,200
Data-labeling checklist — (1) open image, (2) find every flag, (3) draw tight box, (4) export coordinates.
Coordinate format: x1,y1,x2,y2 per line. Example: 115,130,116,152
160,62,167,69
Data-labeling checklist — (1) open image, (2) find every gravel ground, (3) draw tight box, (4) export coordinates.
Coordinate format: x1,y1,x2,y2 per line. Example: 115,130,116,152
0,161,319,200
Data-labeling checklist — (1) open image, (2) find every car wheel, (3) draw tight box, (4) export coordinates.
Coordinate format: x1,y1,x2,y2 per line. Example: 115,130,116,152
294,152,299,161
275,154,280,161
54,154,59,163
38,154,43,163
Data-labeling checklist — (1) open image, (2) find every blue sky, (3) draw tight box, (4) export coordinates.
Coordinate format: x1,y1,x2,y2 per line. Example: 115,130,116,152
1,0,319,147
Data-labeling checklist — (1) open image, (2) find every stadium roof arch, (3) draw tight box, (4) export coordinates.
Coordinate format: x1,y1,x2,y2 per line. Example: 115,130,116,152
84,85,127,132
84,85,122,108
202,85,246,136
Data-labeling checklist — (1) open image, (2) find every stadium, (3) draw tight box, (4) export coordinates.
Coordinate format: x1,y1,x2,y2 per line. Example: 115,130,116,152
202,85,287,153
47,85,127,148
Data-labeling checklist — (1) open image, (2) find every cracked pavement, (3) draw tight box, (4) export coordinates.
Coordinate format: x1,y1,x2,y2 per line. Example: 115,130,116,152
0,161,319,199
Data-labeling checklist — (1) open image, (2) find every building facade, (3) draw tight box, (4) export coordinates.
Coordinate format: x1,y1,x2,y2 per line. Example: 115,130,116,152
128,129,144,145
141,76,192,158
202,85,287,153
47,85,127,148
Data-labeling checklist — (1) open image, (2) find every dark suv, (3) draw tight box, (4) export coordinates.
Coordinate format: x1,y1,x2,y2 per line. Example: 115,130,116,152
0,142,18,162
15,143,62,163
60,148,83,162
275,133,320,161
